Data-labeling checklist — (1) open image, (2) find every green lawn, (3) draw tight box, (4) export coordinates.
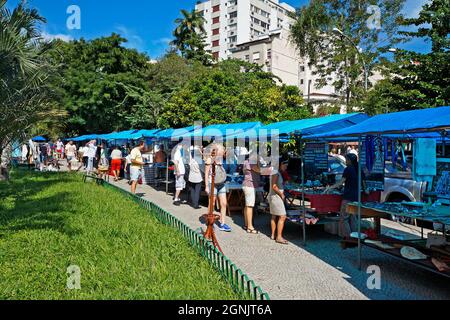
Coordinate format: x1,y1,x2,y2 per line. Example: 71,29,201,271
0,170,239,300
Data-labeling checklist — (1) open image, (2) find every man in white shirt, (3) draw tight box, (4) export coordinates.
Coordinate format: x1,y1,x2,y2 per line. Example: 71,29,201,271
65,141,77,171
86,141,97,173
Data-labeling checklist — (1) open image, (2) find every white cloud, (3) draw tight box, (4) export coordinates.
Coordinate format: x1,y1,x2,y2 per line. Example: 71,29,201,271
41,32,73,42
115,25,144,50
152,37,172,45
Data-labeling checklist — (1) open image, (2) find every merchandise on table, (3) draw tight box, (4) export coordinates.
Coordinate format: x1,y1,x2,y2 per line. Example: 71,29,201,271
400,246,428,260
360,201,450,225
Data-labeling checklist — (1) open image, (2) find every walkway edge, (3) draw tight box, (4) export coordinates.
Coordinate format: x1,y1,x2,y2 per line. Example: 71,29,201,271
103,181,270,300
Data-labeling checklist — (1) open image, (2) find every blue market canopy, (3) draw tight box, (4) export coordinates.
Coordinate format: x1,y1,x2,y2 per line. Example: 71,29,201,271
155,125,200,140
187,122,263,139
130,129,161,140
230,113,368,140
306,106,450,139
98,130,139,141
32,136,46,142
72,134,101,142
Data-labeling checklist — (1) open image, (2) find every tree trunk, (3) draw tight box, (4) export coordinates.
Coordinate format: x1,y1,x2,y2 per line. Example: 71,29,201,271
0,167,10,181
0,144,11,182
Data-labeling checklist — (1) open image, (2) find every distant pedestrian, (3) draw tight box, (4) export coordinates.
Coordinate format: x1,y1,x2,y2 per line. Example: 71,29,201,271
56,139,64,159
204,143,231,233
269,158,289,245
110,145,123,182
188,146,203,209
21,144,28,163
129,141,145,194
80,143,89,170
65,141,77,171
39,143,48,166
242,151,261,234
86,140,97,173
173,143,187,206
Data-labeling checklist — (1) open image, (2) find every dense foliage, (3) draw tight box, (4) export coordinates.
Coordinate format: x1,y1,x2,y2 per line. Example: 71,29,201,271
290,0,406,111
47,37,309,135
47,34,158,136
0,0,61,179
363,0,450,114
158,60,309,127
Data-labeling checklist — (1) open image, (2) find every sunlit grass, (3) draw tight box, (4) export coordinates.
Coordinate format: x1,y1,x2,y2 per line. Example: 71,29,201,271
0,170,240,300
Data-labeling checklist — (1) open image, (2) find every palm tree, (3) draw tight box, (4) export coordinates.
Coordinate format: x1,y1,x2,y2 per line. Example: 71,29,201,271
0,0,55,180
171,9,206,53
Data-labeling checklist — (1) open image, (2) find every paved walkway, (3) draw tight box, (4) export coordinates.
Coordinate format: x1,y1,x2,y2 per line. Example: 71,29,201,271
104,178,450,300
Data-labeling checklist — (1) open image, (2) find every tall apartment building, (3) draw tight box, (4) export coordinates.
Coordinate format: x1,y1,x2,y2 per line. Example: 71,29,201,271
231,29,342,112
195,0,345,113
195,0,295,60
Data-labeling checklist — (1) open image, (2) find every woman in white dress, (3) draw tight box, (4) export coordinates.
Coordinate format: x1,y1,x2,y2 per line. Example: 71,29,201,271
269,159,289,245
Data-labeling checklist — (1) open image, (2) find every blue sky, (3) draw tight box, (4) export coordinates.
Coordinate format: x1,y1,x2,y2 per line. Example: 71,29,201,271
6,0,430,58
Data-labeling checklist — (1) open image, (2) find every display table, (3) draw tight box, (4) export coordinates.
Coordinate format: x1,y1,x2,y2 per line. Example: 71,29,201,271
286,188,381,214
226,182,244,216
346,202,450,278
346,203,390,237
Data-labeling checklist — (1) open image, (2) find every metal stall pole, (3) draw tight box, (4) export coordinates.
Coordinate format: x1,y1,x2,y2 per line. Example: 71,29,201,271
300,137,306,246
166,154,169,195
357,135,363,271
442,130,447,157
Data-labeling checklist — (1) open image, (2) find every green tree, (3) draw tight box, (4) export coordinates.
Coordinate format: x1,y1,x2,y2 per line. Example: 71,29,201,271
171,9,212,65
399,0,449,53
0,0,56,179
148,52,206,99
363,0,450,114
158,60,309,127
290,0,406,111
48,34,161,135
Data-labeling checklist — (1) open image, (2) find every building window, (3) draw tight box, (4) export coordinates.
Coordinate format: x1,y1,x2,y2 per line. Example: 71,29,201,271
300,79,304,85
213,5,220,13
229,11,237,19
212,52,219,60
245,55,250,61
300,65,305,72
267,49,272,59
212,40,220,47
213,16,220,24
253,52,260,61
212,28,220,35
228,36,237,43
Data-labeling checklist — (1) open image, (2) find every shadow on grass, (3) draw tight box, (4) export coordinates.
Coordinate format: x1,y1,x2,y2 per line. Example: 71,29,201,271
0,171,81,237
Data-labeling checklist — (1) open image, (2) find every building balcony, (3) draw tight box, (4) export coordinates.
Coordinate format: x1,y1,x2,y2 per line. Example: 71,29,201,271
227,6,237,14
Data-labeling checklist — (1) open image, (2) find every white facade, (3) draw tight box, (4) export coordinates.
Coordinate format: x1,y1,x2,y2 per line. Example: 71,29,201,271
195,0,295,60
195,0,348,114
230,29,342,110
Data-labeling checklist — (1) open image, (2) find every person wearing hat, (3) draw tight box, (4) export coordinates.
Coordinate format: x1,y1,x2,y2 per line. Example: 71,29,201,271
269,158,289,245
324,153,366,238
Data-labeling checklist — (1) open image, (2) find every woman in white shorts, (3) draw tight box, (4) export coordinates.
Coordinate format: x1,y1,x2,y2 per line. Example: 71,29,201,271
242,157,261,234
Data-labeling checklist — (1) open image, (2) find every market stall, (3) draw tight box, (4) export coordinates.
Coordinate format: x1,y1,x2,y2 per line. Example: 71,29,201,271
305,106,450,277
